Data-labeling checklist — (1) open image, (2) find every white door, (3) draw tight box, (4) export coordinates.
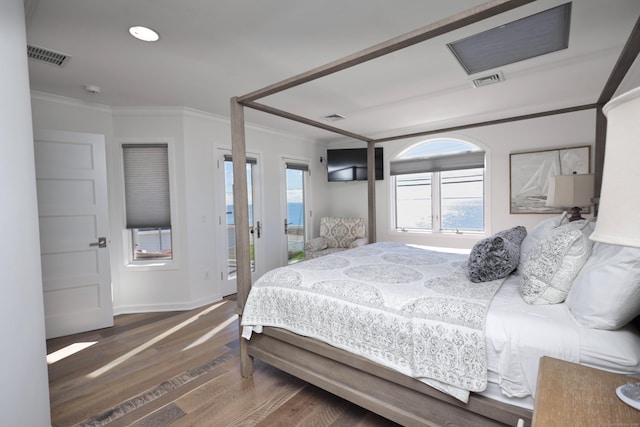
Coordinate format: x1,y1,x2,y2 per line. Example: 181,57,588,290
34,130,113,338
218,150,263,297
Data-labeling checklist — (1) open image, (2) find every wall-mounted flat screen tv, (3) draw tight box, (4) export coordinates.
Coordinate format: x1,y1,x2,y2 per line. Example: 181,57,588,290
327,147,383,181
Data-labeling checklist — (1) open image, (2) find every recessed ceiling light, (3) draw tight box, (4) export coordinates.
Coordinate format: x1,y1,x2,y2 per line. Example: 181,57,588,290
128,26,160,42
83,84,101,95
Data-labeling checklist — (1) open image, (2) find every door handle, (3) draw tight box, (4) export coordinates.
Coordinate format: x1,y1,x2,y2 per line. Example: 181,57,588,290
89,237,107,248
256,221,262,238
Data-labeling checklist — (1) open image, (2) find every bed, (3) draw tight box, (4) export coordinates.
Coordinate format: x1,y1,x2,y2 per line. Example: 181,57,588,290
231,1,640,426
238,217,640,426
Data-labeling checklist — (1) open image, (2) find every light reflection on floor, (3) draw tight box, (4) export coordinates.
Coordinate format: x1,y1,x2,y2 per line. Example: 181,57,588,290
86,300,227,378
47,341,98,364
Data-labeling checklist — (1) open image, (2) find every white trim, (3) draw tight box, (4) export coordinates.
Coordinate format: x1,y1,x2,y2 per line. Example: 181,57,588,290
30,91,320,143
112,105,318,142
113,294,223,316
30,90,112,113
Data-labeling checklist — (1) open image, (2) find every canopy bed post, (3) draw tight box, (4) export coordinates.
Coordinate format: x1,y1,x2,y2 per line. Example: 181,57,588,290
230,96,254,377
367,141,377,243
593,107,606,215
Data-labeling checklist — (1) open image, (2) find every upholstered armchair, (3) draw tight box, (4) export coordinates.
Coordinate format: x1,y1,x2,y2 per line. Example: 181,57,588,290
304,217,368,259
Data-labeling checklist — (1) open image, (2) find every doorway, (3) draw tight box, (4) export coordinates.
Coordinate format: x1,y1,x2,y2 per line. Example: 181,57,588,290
284,160,309,264
219,150,263,296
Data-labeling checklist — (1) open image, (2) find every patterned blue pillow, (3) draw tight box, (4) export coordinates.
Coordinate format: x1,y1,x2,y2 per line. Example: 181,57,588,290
466,226,527,283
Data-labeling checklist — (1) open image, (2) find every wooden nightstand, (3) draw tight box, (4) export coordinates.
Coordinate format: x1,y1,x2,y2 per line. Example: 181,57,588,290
532,356,640,427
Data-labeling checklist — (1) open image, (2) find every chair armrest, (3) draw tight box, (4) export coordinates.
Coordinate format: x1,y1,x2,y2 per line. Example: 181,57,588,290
305,237,328,252
349,238,368,248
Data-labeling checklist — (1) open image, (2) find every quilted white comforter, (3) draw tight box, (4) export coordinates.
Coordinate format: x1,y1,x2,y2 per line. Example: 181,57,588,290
241,242,506,402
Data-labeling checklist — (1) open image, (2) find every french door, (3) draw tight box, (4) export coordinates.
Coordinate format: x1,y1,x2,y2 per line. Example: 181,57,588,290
284,160,309,264
219,151,262,296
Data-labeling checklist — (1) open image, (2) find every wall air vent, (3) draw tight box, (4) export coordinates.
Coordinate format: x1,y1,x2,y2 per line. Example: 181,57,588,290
471,72,504,88
27,45,71,67
322,113,346,122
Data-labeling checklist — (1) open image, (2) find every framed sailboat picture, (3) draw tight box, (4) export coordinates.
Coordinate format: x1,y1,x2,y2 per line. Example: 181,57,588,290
510,145,591,214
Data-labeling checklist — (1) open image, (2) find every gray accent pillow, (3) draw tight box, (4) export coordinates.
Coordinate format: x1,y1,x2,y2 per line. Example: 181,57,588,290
466,226,527,283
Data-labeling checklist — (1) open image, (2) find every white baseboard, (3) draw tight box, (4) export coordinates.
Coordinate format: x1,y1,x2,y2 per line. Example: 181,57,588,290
112,294,224,316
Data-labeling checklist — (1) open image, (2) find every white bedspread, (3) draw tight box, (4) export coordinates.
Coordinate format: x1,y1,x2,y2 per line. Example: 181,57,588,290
241,242,505,402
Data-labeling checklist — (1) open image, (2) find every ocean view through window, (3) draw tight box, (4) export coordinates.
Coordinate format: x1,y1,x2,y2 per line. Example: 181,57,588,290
391,139,485,233
224,158,256,278
225,203,304,227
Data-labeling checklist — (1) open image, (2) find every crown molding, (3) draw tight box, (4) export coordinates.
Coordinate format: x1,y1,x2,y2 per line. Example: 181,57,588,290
30,91,112,114
31,92,318,143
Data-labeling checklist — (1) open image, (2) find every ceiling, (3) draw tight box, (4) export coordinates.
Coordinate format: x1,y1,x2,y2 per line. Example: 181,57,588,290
25,0,640,142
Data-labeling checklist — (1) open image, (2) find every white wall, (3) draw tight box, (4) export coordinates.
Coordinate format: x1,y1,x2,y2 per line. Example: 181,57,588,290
30,97,327,314
326,109,598,249
0,1,51,425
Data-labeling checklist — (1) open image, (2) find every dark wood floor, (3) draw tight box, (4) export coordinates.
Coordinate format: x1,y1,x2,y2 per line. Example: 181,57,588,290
47,298,400,426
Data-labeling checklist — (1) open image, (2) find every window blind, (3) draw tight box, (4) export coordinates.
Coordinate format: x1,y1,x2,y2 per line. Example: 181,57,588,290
224,154,257,164
286,162,309,171
123,144,171,229
390,151,485,175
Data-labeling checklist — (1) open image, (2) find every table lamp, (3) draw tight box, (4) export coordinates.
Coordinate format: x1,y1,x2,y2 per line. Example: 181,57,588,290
590,86,640,246
546,173,594,221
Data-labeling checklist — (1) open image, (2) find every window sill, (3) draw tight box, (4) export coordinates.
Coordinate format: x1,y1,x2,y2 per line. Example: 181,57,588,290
387,229,488,250
125,259,178,271
394,229,486,237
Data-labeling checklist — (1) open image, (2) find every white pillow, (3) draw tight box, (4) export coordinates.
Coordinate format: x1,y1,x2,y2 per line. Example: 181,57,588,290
566,242,640,330
517,214,596,274
520,227,593,304
518,213,568,273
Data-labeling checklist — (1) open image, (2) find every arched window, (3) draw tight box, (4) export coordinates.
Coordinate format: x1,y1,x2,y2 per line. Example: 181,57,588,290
390,139,485,233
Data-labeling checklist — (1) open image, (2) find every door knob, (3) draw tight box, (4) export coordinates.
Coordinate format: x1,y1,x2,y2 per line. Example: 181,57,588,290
89,237,107,248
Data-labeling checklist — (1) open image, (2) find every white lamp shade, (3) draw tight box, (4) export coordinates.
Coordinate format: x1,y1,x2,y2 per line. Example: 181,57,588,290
545,174,594,208
590,86,640,247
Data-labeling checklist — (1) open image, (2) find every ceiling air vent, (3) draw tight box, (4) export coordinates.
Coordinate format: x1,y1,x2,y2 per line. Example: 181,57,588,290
27,45,71,67
322,113,346,122
471,72,504,88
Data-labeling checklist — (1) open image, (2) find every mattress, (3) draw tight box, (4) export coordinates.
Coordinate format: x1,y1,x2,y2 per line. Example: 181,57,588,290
483,273,640,408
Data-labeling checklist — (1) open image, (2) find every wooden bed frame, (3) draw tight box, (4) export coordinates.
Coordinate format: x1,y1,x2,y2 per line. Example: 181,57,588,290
231,1,640,425
242,326,531,426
